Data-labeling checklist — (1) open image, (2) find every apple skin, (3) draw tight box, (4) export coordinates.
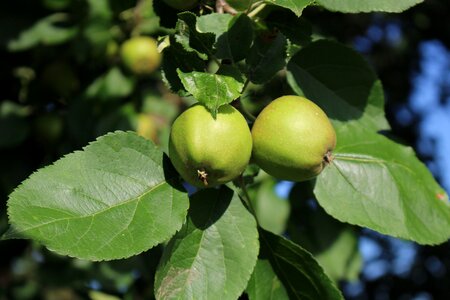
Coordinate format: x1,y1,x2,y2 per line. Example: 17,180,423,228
251,95,336,182
169,104,252,188
163,0,198,10
120,36,161,75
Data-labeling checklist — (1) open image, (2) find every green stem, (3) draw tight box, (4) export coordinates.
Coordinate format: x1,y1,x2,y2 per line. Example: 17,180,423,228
237,79,257,122
248,2,266,18
239,175,259,222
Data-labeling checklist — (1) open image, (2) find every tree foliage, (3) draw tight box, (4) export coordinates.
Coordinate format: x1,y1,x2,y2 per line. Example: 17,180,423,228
1,0,448,299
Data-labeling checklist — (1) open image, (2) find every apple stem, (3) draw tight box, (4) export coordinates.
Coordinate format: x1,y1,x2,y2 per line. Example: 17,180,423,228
197,169,209,186
216,0,238,15
324,150,334,164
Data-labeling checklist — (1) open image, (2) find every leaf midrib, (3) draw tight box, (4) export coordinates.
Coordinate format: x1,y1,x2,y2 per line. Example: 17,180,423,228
11,180,168,235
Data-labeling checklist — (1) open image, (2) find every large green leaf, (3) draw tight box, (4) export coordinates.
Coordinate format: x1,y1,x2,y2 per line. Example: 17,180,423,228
246,259,289,300
177,69,244,117
317,0,424,13
286,39,389,131
154,187,259,300
314,123,450,245
266,0,313,16
5,131,189,261
259,229,343,300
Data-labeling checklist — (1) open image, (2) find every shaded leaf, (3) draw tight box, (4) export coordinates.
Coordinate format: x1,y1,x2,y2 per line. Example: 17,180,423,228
266,10,312,46
5,131,189,261
287,191,362,282
216,14,254,63
314,123,450,245
247,32,287,84
176,12,215,60
161,36,206,94
287,39,389,131
246,259,289,300
259,229,343,300
155,187,259,300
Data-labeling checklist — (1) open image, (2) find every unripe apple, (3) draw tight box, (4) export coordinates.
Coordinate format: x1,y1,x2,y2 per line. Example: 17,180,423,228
136,113,158,143
169,104,252,188
251,95,336,182
163,0,198,10
120,36,161,75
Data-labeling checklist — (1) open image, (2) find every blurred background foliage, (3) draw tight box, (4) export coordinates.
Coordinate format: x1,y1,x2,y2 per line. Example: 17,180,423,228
0,0,449,299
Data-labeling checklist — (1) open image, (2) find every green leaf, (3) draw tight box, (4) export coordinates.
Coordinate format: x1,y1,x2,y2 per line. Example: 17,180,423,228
259,229,343,300
8,13,77,51
265,0,313,16
87,0,112,20
266,10,312,46
314,123,450,245
154,187,259,300
5,131,189,261
247,32,287,84
161,37,206,94
246,259,289,300
251,179,290,235
85,67,135,101
317,0,424,13
176,12,215,60
177,69,244,117
196,13,233,38
216,14,254,63
286,39,389,131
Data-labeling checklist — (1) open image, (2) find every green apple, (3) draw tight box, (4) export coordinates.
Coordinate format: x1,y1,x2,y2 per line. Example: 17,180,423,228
120,36,161,75
169,104,252,188
163,0,198,10
251,95,336,182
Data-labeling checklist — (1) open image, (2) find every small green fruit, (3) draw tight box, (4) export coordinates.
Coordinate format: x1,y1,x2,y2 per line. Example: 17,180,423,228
169,104,252,188
120,36,161,75
163,0,198,10
251,95,336,182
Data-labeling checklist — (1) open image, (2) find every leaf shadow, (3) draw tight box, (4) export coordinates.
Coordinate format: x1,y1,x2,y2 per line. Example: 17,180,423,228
188,186,233,230
162,154,188,194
